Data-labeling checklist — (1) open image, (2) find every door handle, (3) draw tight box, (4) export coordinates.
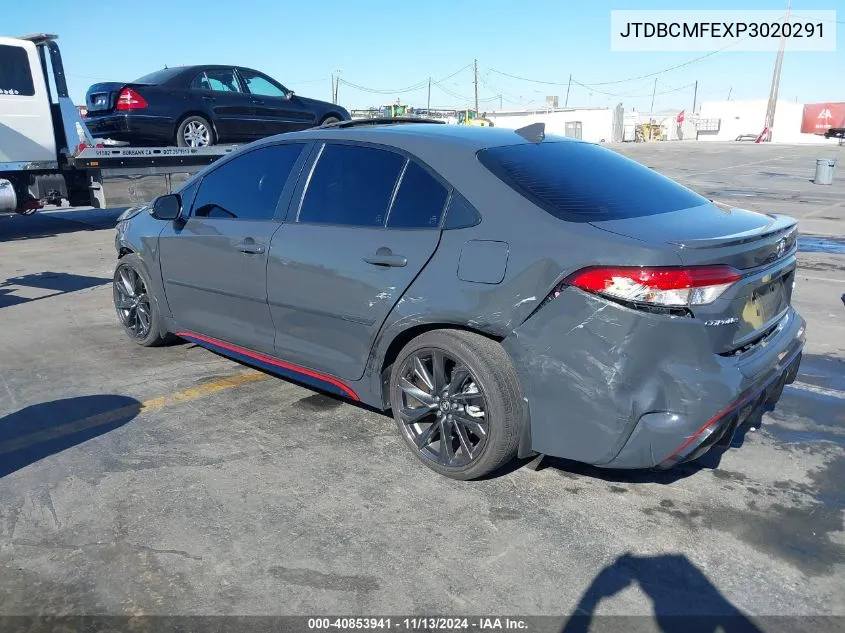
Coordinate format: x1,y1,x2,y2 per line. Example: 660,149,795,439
201,95,215,102
236,240,266,254
250,98,265,105
363,247,407,267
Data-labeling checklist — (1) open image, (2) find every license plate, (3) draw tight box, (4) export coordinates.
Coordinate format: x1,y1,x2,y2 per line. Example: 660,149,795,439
750,279,787,323
94,95,107,106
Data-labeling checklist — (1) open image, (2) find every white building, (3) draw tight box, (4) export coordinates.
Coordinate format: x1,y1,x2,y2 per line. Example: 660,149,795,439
485,107,617,143
696,99,840,144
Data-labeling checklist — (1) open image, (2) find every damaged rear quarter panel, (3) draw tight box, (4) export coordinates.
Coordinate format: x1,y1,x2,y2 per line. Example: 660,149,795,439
502,288,742,465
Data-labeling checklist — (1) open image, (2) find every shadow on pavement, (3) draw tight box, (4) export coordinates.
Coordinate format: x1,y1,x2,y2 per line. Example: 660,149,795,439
0,271,111,308
561,553,762,633
0,395,141,478
0,207,125,242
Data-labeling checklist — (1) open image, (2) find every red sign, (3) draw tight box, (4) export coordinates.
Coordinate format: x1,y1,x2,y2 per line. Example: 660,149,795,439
676,110,685,123
801,102,845,134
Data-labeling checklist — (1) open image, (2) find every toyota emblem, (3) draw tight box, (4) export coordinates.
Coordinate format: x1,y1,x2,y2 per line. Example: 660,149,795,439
776,238,787,258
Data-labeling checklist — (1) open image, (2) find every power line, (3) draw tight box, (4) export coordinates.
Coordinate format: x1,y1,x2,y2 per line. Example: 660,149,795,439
486,35,753,88
338,64,471,96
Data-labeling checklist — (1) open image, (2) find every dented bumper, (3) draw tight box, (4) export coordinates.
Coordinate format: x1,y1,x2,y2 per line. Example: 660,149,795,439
501,287,806,469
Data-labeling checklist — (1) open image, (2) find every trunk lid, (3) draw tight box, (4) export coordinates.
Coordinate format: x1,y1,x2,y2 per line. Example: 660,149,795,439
590,202,798,355
85,82,128,113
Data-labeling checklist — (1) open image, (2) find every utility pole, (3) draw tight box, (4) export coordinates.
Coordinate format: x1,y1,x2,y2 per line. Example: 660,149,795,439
499,94,502,110
331,74,335,104
692,80,698,114
727,86,733,101
650,77,657,112
564,74,571,108
762,0,792,141
473,59,479,113
427,77,431,111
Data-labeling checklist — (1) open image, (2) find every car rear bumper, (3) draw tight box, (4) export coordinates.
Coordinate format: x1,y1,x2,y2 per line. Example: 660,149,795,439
502,287,806,469
84,113,174,145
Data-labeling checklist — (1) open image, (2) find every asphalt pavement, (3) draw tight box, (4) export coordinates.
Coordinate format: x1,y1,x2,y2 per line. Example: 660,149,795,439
0,142,843,624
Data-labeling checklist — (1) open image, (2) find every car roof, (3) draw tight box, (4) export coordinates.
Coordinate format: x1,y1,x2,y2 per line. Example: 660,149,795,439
261,123,583,153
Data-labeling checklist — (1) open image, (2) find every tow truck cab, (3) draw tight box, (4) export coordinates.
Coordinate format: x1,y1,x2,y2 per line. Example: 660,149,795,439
0,33,103,213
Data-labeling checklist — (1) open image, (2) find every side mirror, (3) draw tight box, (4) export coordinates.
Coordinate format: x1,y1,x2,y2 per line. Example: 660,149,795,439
150,194,182,220
285,90,295,100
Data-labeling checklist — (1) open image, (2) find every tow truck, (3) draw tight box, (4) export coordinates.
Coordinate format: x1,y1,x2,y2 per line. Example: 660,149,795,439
0,33,237,215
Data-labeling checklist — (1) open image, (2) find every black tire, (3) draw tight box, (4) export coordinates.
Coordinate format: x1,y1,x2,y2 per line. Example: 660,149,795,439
176,115,215,147
113,254,171,347
389,329,526,480
320,116,341,126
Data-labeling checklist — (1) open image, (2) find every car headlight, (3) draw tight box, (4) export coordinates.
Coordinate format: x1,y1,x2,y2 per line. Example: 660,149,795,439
117,205,147,222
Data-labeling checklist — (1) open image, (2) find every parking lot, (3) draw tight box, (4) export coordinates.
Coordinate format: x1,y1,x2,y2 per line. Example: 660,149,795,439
1,142,843,622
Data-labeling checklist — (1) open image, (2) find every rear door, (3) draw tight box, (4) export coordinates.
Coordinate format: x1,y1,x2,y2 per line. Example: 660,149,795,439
237,68,316,134
267,142,450,381
158,142,309,354
189,68,257,141
0,39,56,164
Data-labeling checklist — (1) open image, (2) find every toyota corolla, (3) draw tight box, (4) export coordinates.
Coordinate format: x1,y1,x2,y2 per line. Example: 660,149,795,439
112,120,805,479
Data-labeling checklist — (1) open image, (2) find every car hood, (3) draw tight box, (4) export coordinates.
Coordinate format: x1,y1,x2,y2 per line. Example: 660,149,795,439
294,94,349,117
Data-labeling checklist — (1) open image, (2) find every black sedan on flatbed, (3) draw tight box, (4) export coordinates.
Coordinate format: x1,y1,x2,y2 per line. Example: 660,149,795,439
84,65,350,147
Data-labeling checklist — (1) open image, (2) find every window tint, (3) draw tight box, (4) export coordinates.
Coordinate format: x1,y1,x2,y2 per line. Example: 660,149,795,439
477,141,708,222
387,161,448,229
444,192,481,229
240,70,286,97
192,144,305,220
192,69,241,93
133,67,183,85
0,45,35,96
178,179,200,213
299,144,405,227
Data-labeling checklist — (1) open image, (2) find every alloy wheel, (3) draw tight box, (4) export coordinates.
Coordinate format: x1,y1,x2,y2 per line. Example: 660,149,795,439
396,348,489,468
183,120,210,147
114,265,152,340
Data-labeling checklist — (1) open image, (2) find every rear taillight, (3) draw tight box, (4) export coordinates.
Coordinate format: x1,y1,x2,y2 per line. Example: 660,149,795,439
564,265,742,307
115,88,148,110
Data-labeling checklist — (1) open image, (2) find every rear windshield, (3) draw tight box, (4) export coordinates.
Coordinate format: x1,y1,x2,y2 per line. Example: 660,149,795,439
477,141,708,221
132,67,184,85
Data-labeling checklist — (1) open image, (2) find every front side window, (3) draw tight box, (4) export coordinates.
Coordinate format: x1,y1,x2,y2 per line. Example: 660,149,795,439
191,144,305,220
387,161,449,229
192,69,241,93
0,45,35,96
240,70,286,98
298,144,405,227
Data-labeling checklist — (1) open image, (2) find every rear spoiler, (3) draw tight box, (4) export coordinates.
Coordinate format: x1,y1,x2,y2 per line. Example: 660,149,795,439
668,212,797,249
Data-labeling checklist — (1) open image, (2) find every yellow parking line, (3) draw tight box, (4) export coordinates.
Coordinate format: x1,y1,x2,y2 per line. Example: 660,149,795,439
0,371,267,456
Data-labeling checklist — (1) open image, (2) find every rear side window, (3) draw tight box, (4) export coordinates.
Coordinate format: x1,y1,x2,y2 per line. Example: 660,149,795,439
191,143,305,220
387,162,449,229
191,69,241,93
298,144,405,227
477,141,708,222
0,45,35,96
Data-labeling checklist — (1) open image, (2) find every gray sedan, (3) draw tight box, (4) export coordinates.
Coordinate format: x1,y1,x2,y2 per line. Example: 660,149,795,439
112,120,806,479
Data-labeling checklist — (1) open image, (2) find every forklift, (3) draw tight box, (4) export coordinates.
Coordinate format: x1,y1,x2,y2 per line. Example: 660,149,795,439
457,110,494,127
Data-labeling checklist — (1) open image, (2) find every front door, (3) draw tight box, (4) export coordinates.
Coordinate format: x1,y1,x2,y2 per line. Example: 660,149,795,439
268,142,450,381
158,142,309,353
238,68,317,135
189,68,258,141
